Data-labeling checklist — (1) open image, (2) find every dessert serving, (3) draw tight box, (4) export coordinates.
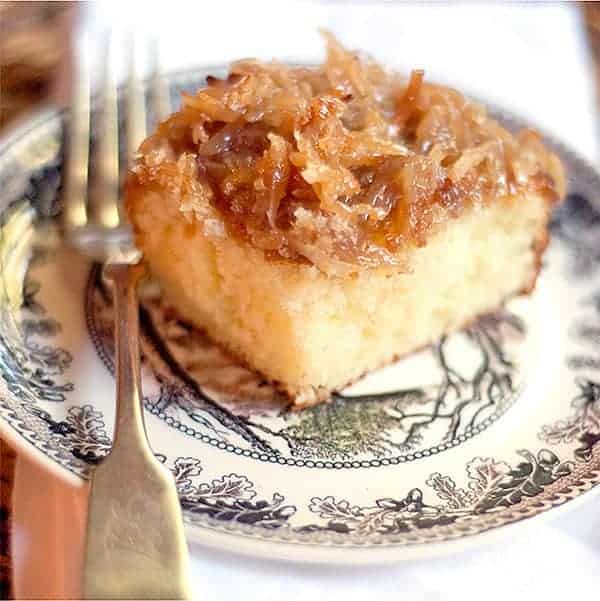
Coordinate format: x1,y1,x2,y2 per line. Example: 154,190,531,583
126,34,566,408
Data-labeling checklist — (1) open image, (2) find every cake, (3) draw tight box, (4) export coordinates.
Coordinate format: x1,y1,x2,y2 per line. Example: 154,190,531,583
126,34,565,408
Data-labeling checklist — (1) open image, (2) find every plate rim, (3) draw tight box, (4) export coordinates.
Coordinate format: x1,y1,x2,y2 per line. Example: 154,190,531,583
184,478,600,563
2,71,600,562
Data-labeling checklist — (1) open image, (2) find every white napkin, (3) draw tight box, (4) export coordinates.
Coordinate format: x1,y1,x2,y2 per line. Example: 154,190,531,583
12,2,600,599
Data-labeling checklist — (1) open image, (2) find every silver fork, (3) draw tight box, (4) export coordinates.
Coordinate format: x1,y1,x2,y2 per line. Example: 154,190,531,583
62,34,191,599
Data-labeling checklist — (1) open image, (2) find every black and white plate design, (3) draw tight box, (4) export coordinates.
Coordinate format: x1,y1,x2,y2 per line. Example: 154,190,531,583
1,69,599,562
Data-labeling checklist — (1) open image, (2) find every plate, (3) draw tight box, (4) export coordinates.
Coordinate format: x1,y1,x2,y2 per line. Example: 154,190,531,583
1,69,600,563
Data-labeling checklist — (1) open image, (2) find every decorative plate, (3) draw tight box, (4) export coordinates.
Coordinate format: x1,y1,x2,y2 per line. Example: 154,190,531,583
1,69,600,563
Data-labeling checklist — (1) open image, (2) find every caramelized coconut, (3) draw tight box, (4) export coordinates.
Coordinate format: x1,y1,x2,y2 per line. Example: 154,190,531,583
130,34,565,276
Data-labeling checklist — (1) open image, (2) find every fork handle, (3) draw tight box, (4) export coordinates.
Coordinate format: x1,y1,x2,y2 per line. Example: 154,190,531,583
82,262,191,599
105,262,147,452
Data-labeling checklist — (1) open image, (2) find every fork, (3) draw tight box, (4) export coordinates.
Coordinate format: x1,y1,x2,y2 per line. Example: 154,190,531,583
61,34,191,599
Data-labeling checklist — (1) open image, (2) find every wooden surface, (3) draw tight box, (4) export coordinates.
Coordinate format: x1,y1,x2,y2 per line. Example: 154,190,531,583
0,5,599,599
583,3,600,112
0,438,16,600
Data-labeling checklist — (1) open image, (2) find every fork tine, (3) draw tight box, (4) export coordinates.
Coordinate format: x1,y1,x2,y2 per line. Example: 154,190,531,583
150,38,171,125
126,33,146,162
62,33,90,232
91,31,121,230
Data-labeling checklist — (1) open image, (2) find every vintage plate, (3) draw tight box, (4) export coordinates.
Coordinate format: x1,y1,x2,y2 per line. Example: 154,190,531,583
1,69,600,563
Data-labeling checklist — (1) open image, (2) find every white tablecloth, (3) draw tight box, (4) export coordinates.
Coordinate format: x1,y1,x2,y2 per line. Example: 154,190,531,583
12,2,600,599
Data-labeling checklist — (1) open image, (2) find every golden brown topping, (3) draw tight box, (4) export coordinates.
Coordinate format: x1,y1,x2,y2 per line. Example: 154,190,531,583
130,34,565,276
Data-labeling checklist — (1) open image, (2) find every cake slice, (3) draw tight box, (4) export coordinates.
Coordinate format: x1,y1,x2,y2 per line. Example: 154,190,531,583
126,35,565,408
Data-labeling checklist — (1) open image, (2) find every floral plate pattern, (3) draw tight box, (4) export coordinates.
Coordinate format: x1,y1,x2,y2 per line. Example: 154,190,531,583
0,70,600,562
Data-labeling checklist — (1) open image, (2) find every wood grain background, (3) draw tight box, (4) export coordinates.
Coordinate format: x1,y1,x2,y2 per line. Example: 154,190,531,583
0,439,16,600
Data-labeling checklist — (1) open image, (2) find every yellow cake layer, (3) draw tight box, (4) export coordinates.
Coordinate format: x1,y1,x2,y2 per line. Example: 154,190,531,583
129,188,549,407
